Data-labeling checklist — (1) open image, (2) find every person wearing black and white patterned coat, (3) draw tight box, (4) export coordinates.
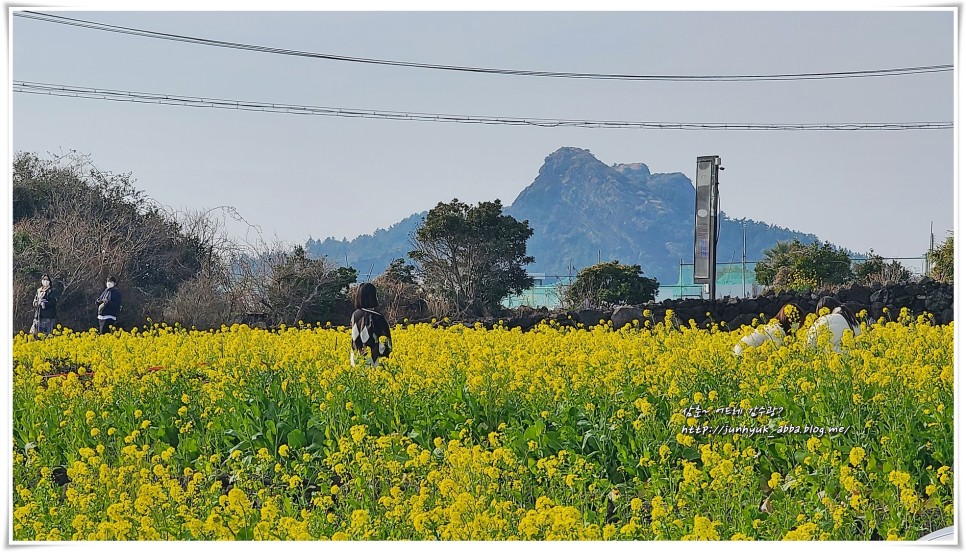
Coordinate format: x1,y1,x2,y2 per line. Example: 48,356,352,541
350,282,393,367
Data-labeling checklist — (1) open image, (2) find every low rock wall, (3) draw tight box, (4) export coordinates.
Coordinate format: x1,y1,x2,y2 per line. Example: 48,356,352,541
495,279,953,331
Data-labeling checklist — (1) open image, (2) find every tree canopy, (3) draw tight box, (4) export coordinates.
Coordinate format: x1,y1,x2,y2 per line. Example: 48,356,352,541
408,199,534,317
929,233,953,283
854,250,911,286
565,260,659,308
754,239,853,291
260,246,357,326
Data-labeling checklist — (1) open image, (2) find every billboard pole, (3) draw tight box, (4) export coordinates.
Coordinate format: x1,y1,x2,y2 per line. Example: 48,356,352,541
693,155,723,319
710,166,719,308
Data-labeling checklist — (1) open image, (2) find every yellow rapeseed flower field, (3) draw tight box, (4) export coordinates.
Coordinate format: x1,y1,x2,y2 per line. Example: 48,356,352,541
11,309,953,540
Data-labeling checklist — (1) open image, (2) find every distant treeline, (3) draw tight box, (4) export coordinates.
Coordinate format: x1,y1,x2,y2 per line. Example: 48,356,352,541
13,152,358,333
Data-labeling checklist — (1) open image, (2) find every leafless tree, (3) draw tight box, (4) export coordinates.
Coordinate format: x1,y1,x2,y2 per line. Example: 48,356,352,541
162,206,250,327
372,261,426,324
13,151,355,332
252,243,354,326
13,151,207,329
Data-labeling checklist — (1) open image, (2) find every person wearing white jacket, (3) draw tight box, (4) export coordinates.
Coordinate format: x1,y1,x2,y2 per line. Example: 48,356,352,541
806,297,862,352
734,303,802,356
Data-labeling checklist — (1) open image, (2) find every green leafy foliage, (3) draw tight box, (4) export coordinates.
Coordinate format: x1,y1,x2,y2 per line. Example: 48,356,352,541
565,260,659,308
854,250,912,285
755,239,853,290
381,258,417,285
928,233,953,283
409,199,534,317
11,315,954,540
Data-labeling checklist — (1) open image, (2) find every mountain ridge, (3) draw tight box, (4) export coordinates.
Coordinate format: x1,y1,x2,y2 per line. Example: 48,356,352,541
306,147,823,285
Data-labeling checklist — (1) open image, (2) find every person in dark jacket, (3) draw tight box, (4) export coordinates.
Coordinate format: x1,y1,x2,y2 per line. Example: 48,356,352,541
30,274,58,335
96,275,122,334
350,282,392,367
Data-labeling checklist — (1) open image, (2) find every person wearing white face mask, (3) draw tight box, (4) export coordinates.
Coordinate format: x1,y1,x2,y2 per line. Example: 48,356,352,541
30,273,58,335
96,276,122,334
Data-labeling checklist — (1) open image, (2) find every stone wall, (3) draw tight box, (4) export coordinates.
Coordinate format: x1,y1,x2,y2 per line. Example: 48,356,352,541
495,279,953,332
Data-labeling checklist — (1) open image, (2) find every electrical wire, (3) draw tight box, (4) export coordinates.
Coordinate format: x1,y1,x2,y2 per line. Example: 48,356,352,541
14,11,954,82
13,81,953,131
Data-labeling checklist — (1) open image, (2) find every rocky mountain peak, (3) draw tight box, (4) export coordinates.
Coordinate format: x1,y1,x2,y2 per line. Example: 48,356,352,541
308,147,821,287
537,147,611,180
613,162,652,181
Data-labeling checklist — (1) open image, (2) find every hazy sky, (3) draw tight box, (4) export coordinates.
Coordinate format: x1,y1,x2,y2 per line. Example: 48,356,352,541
11,9,954,259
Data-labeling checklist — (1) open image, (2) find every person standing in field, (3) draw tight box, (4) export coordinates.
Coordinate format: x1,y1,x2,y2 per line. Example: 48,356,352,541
30,274,58,335
96,276,122,334
733,302,802,356
350,282,393,367
806,296,861,352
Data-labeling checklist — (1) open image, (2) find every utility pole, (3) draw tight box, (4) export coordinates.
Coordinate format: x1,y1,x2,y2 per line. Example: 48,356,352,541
679,258,684,299
742,221,747,298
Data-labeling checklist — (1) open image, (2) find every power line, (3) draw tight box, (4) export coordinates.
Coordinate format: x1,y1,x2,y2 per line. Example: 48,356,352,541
14,11,954,83
13,80,953,131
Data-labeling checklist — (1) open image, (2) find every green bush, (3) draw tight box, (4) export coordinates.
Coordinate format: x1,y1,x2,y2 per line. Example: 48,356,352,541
755,240,853,291
565,260,659,308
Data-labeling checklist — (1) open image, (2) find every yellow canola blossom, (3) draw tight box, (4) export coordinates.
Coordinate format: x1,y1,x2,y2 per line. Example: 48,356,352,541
11,317,952,541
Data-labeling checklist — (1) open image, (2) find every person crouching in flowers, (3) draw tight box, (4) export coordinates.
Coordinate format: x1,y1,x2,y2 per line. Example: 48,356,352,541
733,302,801,356
806,296,861,352
350,282,392,367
